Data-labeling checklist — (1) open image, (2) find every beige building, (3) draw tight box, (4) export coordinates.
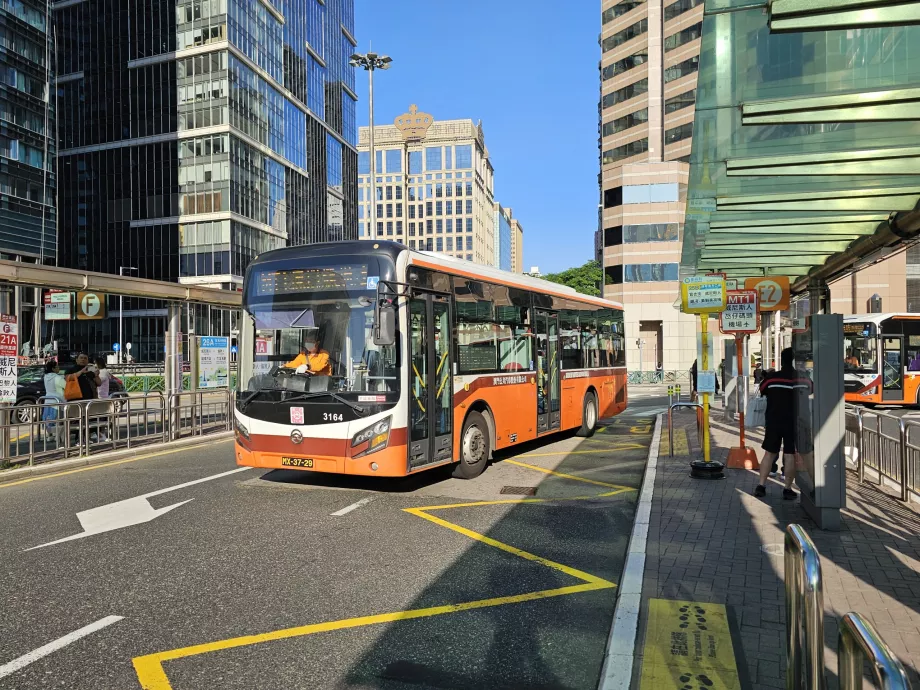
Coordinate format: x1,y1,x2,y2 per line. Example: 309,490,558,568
510,217,524,273
358,106,515,268
598,0,703,372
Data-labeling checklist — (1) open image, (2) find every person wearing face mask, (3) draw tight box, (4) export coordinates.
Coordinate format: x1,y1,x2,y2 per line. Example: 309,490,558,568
285,339,332,376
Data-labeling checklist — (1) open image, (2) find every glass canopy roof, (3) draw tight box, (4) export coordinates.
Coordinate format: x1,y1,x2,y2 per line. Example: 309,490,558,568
682,3,920,288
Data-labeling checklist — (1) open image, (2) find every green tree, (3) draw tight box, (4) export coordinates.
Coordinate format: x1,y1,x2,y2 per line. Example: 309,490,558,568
542,260,602,297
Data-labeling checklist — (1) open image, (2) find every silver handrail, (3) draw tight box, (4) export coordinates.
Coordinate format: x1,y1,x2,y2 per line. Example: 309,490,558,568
668,401,702,456
785,524,826,690
838,612,912,690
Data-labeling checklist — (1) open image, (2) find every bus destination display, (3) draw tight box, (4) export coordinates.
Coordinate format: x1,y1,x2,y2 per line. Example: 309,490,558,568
255,265,372,295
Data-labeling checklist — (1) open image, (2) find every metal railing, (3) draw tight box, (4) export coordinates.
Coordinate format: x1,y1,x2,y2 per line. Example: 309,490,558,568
785,524,826,690
784,524,913,690
845,405,920,502
668,401,703,456
627,370,692,385
838,613,912,690
0,390,232,470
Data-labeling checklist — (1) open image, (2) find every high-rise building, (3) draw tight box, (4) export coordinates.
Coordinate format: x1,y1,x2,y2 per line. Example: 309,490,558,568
598,0,701,373
510,216,524,274
0,0,55,262
54,0,358,288
493,203,513,272
357,105,507,268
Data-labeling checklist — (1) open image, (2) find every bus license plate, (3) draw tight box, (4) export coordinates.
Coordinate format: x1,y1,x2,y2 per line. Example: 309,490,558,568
281,457,314,468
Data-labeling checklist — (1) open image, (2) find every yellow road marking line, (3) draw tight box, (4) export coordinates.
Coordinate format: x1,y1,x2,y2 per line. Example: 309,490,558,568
505,459,635,491
0,439,233,490
517,444,646,457
132,452,640,689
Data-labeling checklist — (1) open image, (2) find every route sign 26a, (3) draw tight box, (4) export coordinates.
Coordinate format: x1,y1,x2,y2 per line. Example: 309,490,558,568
680,275,726,314
719,290,760,334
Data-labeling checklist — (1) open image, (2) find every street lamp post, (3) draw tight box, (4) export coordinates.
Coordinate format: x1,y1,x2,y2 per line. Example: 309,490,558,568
349,51,392,240
118,266,138,364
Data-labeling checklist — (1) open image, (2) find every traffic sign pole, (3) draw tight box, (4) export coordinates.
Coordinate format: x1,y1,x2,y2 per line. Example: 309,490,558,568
700,313,711,464
725,334,759,470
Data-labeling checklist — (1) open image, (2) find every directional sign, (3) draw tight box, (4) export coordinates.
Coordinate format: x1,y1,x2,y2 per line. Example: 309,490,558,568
744,276,790,312
113,343,121,352
76,291,106,320
44,290,71,321
680,275,726,314
720,290,760,334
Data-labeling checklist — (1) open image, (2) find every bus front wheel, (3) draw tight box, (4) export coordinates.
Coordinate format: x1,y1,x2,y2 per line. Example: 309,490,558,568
453,411,490,479
576,392,598,438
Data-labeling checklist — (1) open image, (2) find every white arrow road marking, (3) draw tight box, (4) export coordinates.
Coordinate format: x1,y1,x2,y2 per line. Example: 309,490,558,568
0,615,123,680
25,467,251,551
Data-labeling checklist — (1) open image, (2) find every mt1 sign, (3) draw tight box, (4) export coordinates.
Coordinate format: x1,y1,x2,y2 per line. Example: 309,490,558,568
719,290,760,334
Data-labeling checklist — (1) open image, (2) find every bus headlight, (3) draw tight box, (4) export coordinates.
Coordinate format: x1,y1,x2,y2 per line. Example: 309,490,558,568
352,416,391,457
235,417,250,442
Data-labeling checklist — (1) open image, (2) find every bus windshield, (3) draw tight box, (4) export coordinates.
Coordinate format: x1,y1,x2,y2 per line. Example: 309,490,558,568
240,258,399,396
843,322,878,374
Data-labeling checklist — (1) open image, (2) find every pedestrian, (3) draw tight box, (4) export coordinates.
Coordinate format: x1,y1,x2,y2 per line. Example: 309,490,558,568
65,352,101,400
690,359,698,395
95,356,112,399
753,347,812,499
41,359,65,442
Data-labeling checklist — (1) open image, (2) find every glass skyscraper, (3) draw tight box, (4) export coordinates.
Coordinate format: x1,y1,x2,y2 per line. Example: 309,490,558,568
54,0,358,288
0,0,55,262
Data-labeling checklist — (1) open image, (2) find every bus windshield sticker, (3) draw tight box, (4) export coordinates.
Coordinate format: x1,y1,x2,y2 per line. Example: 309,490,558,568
290,407,304,424
366,276,380,290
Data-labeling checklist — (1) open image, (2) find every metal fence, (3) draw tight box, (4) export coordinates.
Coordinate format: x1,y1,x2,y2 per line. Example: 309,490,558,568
845,405,920,502
627,370,692,384
0,390,233,470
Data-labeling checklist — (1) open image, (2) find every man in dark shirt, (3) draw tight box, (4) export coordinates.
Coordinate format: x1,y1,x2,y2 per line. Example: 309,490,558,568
65,352,101,400
754,347,812,499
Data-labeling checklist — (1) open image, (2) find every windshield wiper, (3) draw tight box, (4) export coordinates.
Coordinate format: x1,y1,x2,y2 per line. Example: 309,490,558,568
237,386,285,412
281,391,367,416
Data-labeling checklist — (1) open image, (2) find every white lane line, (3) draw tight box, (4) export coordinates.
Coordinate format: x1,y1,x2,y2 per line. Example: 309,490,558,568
0,615,123,680
142,466,251,499
330,496,376,516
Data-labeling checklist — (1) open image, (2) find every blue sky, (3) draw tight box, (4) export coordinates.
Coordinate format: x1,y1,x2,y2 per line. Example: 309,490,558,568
353,0,599,274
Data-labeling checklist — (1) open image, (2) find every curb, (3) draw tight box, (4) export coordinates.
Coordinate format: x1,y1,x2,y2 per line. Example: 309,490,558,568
0,431,234,486
598,412,661,690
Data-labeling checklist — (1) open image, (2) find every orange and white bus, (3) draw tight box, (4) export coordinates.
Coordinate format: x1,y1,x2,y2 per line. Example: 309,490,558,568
844,313,920,405
234,241,627,479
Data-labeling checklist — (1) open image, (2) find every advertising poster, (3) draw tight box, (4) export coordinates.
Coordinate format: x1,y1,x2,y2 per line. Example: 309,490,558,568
0,315,18,404
197,336,230,388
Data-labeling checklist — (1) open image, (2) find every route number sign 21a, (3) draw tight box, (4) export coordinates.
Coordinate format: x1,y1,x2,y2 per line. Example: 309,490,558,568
744,276,790,312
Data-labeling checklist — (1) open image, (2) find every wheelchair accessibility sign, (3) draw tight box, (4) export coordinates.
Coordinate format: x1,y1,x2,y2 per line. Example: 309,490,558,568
366,276,380,290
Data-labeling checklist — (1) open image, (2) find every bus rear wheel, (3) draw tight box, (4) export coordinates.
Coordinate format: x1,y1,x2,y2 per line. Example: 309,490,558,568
453,411,490,479
576,392,598,438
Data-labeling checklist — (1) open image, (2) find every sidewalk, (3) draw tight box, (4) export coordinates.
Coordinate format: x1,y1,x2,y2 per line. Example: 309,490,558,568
633,403,920,689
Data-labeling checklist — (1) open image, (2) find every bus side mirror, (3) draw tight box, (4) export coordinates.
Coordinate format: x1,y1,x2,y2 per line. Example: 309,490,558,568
375,299,396,347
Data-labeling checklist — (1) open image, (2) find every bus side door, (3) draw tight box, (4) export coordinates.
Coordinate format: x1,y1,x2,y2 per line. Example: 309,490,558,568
535,310,561,433
407,291,454,468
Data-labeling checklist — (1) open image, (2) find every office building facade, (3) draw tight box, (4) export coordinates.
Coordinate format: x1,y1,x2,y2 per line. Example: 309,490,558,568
598,0,701,373
0,0,55,262
493,203,514,272
358,106,513,268
510,217,523,274
51,0,357,358
55,0,357,288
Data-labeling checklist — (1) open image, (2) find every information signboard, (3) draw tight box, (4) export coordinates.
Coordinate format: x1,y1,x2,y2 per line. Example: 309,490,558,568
719,290,760,334
44,291,71,321
744,276,790,312
0,315,18,404
197,336,230,388
681,275,726,314
697,371,717,394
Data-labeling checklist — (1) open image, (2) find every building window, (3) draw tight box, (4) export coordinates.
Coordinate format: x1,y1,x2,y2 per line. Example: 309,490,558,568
601,108,649,138
358,151,370,174
604,227,623,247
436,201,443,215
425,147,442,171
466,236,473,251
418,203,424,217
445,183,452,197
426,201,433,216
601,18,648,52
409,222,416,236
455,144,472,168
665,122,694,145
601,52,647,81
624,263,679,282
465,182,473,196
446,201,452,215
386,186,393,200
395,186,403,200
623,183,680,203
386,149,402,173
665,89,696,113
625,224,680,242
386,204,393,218
410,240,416,249
602,138,649,165
602,0,647,22
377,222,383,236
664,56,700,83
436,238,443,251
602,78,649,109
446,218,453,232
664,0,704,21
396,221,403,235
436,219,443,234
376,186,383,201
427,220,433,233
396,203,403,216
444,147,452,170
664,22,702,52
386,222,393,236
409,150,422,173
455,182,463,196
447,237,453,251
376,203,383,217
466,218,473,232
465,200,473,214
603,187,623,208
435,183,443,198
359,222,365,237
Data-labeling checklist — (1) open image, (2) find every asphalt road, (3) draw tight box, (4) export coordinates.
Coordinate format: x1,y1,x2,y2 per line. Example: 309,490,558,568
0,394,664,690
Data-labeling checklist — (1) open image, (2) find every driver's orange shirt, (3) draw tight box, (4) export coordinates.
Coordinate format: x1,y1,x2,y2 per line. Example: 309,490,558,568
285,350,332,376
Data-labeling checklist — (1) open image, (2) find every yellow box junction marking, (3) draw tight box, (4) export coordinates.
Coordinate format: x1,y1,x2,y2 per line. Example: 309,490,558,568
132,446,640,689
640,599,741,690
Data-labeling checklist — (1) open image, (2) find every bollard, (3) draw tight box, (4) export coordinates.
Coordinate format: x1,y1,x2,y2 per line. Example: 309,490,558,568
785,524,826,690
838,613,911,690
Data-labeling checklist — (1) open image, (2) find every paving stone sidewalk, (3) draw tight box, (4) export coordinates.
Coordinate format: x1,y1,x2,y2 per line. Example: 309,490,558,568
633,404,920,689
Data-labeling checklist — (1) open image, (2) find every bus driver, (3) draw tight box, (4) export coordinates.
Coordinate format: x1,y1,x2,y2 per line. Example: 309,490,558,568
285,339,332,376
